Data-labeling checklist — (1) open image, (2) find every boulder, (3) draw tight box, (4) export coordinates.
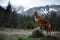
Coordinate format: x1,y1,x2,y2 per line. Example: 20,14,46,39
32,28,44,37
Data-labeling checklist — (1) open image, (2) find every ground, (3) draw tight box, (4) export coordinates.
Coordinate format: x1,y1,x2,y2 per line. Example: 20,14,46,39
0,28,60,36
0,28,60,40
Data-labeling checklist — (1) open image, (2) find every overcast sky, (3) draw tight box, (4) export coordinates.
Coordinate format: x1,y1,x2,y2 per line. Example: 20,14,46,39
0,0,60,11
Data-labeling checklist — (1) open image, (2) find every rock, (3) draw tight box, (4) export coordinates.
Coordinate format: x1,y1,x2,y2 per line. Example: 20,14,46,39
32,28,44,37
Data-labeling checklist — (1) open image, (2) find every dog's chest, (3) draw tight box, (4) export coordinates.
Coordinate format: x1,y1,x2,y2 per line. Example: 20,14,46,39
34,16,38,22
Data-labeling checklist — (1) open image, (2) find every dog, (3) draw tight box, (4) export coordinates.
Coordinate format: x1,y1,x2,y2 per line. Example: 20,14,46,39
32,11,51,35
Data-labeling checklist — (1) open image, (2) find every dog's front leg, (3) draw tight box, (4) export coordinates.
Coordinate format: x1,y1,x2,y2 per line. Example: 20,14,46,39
36,22,41,29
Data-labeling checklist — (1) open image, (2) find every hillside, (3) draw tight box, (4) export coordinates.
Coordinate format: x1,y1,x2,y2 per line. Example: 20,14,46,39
22,5,60,16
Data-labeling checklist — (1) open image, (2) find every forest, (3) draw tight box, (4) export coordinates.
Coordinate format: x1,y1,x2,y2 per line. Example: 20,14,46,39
0,2,60,31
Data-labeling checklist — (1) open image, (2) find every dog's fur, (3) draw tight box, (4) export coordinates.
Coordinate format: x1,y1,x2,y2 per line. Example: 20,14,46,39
33,11,51,35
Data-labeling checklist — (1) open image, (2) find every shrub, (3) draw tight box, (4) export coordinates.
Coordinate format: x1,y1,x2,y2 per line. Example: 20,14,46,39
26,21,36,29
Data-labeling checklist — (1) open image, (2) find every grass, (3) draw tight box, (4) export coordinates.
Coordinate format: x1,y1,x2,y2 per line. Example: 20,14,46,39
54,33,60,39
0,34,41,40
0,34,60,40
0,28,60,40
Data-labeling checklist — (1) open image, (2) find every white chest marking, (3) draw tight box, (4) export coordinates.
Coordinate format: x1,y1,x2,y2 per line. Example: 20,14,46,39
34,16,38,22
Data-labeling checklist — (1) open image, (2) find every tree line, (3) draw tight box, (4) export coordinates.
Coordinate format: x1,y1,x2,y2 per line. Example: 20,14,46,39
0,3,60,31
45,10,60,31
0,3,36,29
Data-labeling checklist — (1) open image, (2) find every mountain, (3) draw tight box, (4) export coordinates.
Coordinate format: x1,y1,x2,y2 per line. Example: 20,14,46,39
22,5,60,16
49,5,60,10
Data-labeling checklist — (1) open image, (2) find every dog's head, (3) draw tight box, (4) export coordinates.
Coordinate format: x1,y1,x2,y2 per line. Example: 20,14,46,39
32,11,38,16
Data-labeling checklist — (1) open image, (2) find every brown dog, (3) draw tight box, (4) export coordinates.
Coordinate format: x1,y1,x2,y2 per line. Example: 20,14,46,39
33,11,51,35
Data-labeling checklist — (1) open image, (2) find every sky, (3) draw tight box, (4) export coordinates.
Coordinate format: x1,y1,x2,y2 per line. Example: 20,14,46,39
0,0,60,11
